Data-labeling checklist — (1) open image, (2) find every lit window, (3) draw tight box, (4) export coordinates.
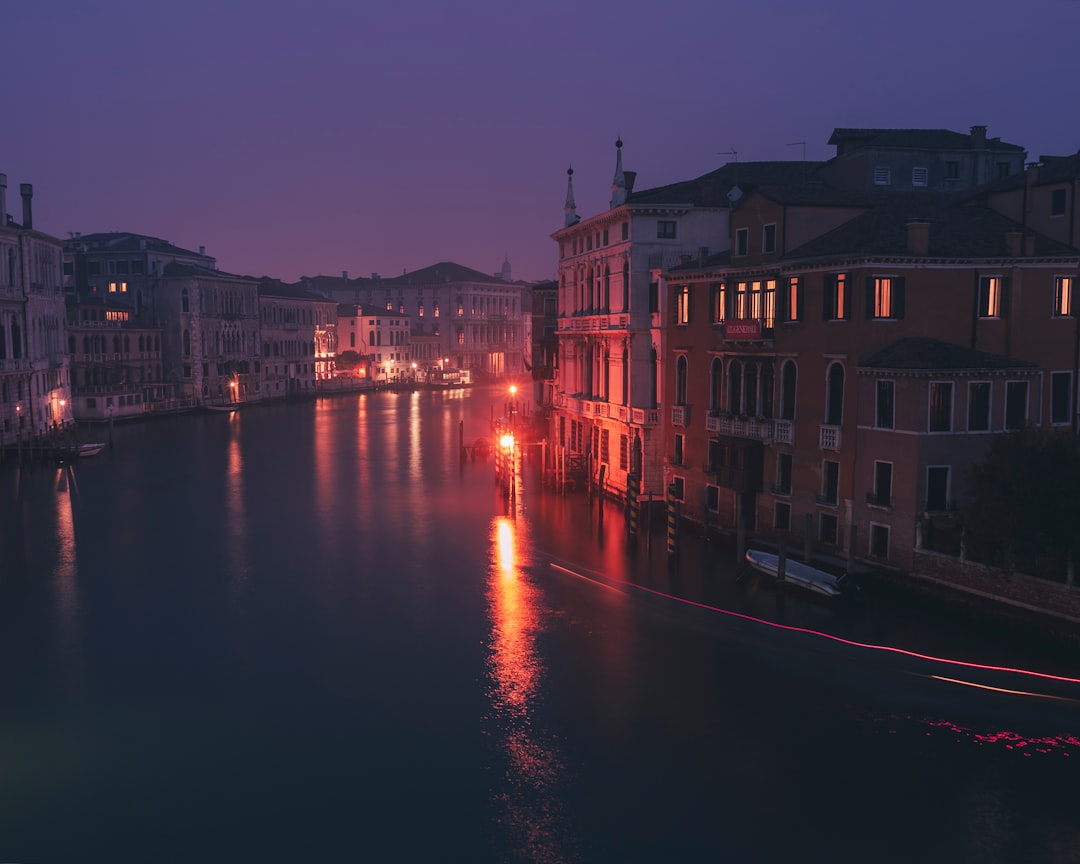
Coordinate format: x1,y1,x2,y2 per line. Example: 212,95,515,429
735,281,748,318
675,285,690,325
108,281,118,293
433,302,440,318
711,283,726,323
418,303,424,317
978,276,1004,318
825,273,848,320
749,281,763,321
784,277,800,322
870,276,904,319
763,280,776,329
1054,277,1073,317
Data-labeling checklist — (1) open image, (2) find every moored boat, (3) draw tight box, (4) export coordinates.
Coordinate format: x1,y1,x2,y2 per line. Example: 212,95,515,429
744,549,854,599
78,442,107,457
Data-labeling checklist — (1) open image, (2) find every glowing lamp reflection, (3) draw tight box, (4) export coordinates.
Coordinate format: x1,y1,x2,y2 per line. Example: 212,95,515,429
500,433,514,450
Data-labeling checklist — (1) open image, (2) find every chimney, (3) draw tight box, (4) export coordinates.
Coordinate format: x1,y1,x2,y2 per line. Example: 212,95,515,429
906,220,930,255
0,174,6,225
1005,231,1022,257
342,270,348,281
19,183,32,229
971,125,987,149
698,246,709,266
1024,234,1036,256
199,245,206,256
624,171,636,195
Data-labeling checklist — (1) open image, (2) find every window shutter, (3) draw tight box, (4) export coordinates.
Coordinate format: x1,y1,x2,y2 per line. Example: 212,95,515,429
842,276,852,319
1000,277,1010,317
865,278,875,319
894,278,905,319
777,281,788,321
822,276,832,320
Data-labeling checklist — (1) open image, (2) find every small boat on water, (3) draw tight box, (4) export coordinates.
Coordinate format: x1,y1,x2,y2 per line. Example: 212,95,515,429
207,404,240,413
78,442,107,457
744,549,853,599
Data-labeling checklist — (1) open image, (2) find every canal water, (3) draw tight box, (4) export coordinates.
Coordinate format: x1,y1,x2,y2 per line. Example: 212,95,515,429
1,386,1079,863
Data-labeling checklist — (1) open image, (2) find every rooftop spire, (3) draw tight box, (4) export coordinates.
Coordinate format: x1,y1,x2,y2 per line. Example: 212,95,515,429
610,137,627,207
564,165,578,228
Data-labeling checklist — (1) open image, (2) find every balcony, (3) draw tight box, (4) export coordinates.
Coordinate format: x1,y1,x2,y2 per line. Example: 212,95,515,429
631,407,660,426
0,358,32,372
773,419,794,445
715,413,773,441
866,491,892,511
819,425,842,450
705,411,720,433
671,404,689,427
558,313,630,333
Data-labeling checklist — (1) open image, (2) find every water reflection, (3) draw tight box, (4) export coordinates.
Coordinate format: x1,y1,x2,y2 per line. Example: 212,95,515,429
225,430,249,594
486,507,577,863
52,465,83,696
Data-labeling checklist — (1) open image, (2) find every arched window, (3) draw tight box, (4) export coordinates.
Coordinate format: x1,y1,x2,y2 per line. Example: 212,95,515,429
826,362,845,425
781,360,797,420
649,348,658,409
761,363,774,419
622,261,630,312
350,333,356,348
728,359,742,414
710,357,723,411
622,346,629,406
675,355,688,405
113,335,121,354
183,329,191,357
603,265,611,311
181,287,189,313
124,335,130,353
68,335,75,354
82,336,90,356
744,362,758,416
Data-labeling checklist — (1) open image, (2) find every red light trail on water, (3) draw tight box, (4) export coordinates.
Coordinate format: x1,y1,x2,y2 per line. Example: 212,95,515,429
547,561,1080,687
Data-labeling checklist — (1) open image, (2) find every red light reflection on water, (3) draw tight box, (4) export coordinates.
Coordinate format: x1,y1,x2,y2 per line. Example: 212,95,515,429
871,714,1080,757
487,516,572,863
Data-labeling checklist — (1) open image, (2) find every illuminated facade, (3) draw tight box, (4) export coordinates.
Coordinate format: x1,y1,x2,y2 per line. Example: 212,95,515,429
549,141,818,499
258,283,335,399
661,185,1080,571
0,176,71,442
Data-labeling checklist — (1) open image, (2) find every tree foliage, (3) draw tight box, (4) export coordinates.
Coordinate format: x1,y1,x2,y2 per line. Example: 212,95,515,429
963,428,1080,579
336,350,362,370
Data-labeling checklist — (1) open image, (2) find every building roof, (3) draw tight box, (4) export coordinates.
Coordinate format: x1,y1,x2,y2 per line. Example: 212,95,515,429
828,127,1025,154
162,261,252,281
65,231,208,258
375,261,511,287
628,161,827,208
1032,152,1080,185
859,337,1038,372
785,195,1079,260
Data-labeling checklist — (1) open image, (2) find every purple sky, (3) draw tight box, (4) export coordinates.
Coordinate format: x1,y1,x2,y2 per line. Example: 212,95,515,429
6,0,1079,284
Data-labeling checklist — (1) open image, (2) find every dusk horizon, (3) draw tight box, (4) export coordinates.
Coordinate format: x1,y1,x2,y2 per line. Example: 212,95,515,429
6,0,1080,284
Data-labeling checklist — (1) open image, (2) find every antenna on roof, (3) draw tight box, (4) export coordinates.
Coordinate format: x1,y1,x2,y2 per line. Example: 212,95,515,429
718,149,740,202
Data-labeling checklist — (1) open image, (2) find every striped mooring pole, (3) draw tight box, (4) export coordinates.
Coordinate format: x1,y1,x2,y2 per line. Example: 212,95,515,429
626,471,640,536
666,483,679,559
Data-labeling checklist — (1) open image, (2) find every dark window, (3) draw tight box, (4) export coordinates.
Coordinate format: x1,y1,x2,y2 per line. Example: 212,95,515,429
673,433,684,466
1051,188,1067,217
621,222,629,241
1005,381,1028,429
870,524,890,559
657,221,677,239
706,485,719,512
671,476,685,501
87,260,101,275
926,467,950,512
819,513,838,545
1051,372,1072,424
996,162,1010,179
776,453,792,495
735,228,748,257
648,281,659,314
946,160,960,179
929,382,953,432
780,360,797,420
775,502,791,532
825,363,844,426
876,380,894,429
968,382,991,431
762,223,776,254
873,461,892,507
822,460,839,505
